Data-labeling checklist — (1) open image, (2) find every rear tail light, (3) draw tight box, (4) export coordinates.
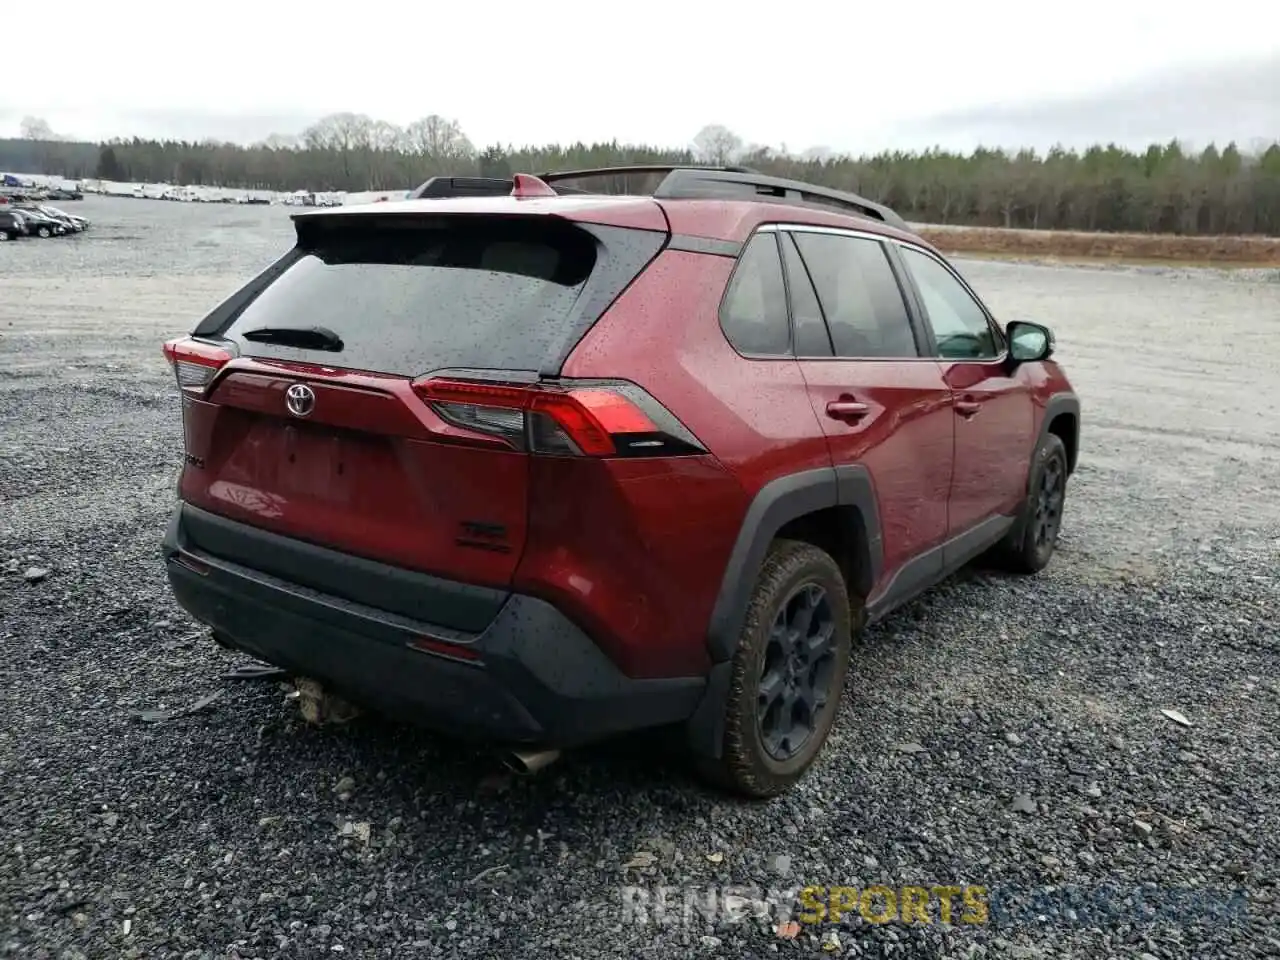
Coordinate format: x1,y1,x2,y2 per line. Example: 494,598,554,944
162,337,235,397
411,376,705,458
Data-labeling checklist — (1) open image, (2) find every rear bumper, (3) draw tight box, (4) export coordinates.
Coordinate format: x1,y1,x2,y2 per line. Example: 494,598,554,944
162,503,704,747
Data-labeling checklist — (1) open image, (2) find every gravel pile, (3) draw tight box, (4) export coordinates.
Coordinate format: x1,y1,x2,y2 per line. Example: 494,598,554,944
2,198,1277,959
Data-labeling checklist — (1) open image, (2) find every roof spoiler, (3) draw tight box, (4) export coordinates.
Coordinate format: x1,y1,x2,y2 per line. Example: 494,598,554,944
412,176,515,199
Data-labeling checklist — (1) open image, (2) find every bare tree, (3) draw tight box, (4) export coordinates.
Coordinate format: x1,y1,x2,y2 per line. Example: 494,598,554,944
739,143,776,169
302,113,376,182
692,124,743,165
368,121,403,152
20,116,54,140
403,115,474,161
303,113,375,152
365,120,405,189
260,133,301,151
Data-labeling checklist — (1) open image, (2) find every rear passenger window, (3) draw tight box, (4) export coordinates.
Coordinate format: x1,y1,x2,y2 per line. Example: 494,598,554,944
720,233,791,356
791,232,918,359
780,233,833,356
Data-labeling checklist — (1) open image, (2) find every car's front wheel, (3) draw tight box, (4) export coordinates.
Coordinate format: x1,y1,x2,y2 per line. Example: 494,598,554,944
36,227,50,238
992,432,1069,573
696,539,854,798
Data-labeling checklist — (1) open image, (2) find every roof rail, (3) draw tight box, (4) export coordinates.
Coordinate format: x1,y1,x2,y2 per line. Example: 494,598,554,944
652,168,909,231
406,165,909,232
537,164,758,183
408,166,751,200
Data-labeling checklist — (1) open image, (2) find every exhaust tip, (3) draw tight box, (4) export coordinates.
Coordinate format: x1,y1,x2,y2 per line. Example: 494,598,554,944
502,747,562,776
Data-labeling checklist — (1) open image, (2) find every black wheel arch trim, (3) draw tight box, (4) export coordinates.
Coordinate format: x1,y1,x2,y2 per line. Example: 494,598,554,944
705,465,882,664
834,464,884,592
690,464,881,759
1037,392,1080,475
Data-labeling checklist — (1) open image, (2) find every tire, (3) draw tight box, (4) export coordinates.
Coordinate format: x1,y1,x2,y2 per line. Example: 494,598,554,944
695,539,854,798
37,227,50,238
0,232,9,241
991,433,1069,574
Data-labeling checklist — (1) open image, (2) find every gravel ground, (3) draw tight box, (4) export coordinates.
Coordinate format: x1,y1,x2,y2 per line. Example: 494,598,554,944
2,197,1278,959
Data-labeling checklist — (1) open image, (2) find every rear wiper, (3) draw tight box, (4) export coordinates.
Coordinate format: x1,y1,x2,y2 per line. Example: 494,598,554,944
240,325,344,352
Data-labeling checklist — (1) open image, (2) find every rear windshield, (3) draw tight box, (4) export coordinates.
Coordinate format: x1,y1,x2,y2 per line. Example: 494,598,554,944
224,216,601,375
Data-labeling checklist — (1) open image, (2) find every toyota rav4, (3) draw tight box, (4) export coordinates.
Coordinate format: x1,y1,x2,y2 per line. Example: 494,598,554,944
161,165,1080,797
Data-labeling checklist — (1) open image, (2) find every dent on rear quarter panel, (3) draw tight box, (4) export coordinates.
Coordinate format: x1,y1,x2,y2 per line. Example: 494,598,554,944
514,455,745,678
540,250,830,678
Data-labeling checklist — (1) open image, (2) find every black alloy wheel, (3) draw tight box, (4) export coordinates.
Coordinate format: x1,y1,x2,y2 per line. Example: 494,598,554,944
757,582,838,762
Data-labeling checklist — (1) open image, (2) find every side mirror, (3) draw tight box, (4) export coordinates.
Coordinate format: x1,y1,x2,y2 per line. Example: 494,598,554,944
1006,321,1054,363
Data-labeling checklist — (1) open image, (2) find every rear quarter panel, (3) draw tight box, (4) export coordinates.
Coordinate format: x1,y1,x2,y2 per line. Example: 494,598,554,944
527,249,830,678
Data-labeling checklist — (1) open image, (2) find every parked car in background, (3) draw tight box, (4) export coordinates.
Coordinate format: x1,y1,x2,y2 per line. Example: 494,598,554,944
6,209,35,236
11,208,66,237
16,205,70,232
53,207,89,231
29,204,88,232
0,209,27,240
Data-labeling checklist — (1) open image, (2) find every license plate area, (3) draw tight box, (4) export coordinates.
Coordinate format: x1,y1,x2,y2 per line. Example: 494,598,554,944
278,422,355,505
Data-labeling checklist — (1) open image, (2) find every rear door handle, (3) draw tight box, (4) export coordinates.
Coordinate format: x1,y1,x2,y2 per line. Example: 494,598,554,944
826,399,870,422
954,397,982,417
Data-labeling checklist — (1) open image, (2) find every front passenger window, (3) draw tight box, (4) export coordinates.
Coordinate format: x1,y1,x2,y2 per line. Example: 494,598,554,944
900,247,999,359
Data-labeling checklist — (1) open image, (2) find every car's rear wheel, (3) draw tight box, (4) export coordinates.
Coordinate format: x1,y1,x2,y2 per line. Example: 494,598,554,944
696,539,854,798
992,432,1068,573
0,232,9,241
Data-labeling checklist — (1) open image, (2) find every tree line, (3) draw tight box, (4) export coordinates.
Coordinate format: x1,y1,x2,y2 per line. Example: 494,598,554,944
3,114,1279,236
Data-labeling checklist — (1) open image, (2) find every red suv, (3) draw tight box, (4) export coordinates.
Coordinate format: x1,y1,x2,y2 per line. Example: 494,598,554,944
161,166,1079,797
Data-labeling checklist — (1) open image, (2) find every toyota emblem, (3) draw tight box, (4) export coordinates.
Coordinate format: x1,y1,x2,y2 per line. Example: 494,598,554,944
285,383,316,418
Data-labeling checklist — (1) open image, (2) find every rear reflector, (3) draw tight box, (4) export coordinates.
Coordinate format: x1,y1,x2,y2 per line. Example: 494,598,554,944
163,337,235,397
172,552,210,575
411,376,702,459
407,635,483,663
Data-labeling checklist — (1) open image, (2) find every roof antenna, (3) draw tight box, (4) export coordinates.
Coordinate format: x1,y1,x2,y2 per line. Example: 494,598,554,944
510,174,557,199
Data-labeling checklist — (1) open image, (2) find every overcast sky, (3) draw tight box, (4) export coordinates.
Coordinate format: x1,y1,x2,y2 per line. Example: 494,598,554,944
3,0,1277,155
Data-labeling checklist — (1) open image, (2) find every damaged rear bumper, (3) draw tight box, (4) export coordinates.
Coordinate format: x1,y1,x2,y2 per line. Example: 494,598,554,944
161,503,704,747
